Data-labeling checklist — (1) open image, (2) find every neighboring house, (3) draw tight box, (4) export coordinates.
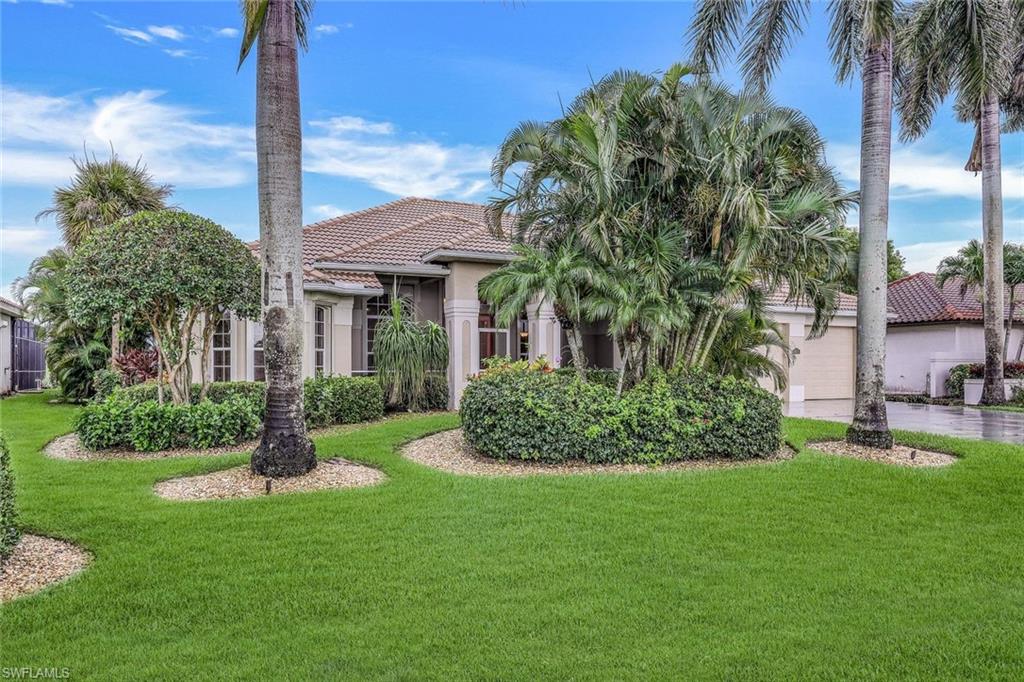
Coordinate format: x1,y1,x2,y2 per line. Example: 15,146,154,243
197,197,859,407
0,296,45,394
886,272,1024,397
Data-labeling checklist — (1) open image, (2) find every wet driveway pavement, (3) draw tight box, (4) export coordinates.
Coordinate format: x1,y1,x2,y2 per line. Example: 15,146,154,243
784,400,1024,446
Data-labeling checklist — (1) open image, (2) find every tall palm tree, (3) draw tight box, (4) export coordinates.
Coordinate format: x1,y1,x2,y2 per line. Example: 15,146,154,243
688,0,902,447
897,0,1023,404
239,0,316,477
936,240,1024,362
37,151,172,249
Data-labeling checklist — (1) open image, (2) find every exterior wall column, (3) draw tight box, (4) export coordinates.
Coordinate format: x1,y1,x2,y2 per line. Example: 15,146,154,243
445,299,480,409
786,320,806,403
301,297,315,379
527,301,561,366
332,297,354,377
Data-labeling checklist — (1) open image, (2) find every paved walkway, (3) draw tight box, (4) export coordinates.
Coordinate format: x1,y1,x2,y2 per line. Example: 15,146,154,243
784,400,1024,446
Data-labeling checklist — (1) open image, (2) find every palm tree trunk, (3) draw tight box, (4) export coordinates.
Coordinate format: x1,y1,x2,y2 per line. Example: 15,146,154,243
564,325,588,383
979,90,1005,405
847,37,894,449
251,0,316,476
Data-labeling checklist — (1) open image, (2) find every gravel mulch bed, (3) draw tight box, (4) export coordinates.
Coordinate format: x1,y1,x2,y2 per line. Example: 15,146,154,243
1,534,91,603
154,458,386,501
44,420,387,462
809,440,956,467
402,428,794,477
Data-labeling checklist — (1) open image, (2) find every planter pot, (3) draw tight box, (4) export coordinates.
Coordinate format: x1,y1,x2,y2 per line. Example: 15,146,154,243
963,378,1024,405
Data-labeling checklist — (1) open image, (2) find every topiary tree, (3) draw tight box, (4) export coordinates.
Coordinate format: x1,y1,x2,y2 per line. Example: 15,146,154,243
0,433,18,561
66,210,259,404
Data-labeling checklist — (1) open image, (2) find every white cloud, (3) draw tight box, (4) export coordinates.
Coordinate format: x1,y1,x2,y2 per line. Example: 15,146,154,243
898,240,966,274
163,49,193,59
310,204,350,219
312,116,395,136
107,25,154,44
215,27,239,38
305,117,491,198
1,87,255,189
147,25,186,41
0,226,61,256
830,143,1024,201
40,0,71,5
315,24,340,35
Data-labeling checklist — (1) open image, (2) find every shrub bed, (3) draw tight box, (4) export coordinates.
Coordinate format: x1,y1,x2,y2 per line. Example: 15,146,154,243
460,366,782,464
77,376,384,452
0,433,18,560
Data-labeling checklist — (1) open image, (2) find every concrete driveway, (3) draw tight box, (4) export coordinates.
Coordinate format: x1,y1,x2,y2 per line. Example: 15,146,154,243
784,400,1024,446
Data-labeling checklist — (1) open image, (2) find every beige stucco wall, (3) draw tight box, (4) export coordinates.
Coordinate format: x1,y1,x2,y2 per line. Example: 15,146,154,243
0,313,12,394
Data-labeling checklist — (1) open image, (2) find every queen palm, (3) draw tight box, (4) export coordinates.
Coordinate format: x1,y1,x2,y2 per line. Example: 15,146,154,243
689,0,901,446
897,0,1023,404
239,0,316,477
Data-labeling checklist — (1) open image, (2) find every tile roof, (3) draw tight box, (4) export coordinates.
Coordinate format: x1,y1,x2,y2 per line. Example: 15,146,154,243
887,272,1024,325
763,283,858,313
0,296,24,316
249,197,515,287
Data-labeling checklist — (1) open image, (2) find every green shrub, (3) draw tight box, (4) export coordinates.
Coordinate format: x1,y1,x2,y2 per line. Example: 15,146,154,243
946,364,971,399
460,366,781,464
322,376,385,424
422,373,450,410
118,380,266,407
0,433,18,560
76,397,135,450
91,368,123,402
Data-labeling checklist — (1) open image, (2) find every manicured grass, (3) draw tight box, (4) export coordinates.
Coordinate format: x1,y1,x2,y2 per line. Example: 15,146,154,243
1,392,1023,679
978,404,1024,414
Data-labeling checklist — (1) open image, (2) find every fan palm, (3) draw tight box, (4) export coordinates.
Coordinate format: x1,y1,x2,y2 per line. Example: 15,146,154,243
37,151,172,249
897,0,1023,404
708,309,792,392
238,0,317,477
688,0,902,446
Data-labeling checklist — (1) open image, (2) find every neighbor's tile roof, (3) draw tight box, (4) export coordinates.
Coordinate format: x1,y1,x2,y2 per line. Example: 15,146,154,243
0,296,24,316
763,283,859,313
250,197,515,289
887,271,1024,325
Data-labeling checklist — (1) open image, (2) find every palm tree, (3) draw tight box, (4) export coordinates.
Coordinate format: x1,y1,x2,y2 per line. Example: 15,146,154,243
688,0,902,446
239,0,316,477
37,151,172,249
479,239,597,382
936,240,1024,362
373,287,449,411
708,309,792,391
897,0,1023,404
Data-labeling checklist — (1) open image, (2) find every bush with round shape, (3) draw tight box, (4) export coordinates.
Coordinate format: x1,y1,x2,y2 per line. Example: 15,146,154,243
460,366,782,464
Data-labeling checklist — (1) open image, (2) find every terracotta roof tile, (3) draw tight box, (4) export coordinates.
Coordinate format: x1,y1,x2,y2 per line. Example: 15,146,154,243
887,272,1023,324
763,283,858,312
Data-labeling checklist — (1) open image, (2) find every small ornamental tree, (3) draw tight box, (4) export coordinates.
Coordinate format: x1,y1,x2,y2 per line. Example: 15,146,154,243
66,210,259,404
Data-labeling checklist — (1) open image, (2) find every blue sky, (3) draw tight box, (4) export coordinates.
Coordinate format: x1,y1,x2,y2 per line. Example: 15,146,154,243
2,0,1022,295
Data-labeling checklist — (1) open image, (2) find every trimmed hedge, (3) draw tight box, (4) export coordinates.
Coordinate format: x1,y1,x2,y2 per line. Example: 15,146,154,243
0,433,17,560
946,362,1024,398
460,367,782,464
78,376,384,452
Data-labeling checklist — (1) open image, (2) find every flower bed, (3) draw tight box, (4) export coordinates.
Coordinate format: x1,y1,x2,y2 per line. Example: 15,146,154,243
76,377,384,453
460,366,782,464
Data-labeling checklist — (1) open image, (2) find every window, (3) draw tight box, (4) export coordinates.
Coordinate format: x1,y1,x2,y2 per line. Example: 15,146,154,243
212,315,232,382
517,311,530,361
478,301,510,368
252,322,265,382
314,305,330,375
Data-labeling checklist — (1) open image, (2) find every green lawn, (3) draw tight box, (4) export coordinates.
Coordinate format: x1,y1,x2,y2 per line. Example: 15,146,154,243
2,392,1023,680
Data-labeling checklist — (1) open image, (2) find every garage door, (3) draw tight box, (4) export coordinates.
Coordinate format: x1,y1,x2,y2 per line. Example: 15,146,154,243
798,326,855,400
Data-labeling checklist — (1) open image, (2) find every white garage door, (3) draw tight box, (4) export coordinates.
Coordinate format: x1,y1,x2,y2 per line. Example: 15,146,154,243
798,327,855,400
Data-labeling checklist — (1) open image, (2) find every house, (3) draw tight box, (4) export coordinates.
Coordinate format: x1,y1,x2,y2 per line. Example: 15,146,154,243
885,272,1024,397
1,296,45,394
196,197,859,408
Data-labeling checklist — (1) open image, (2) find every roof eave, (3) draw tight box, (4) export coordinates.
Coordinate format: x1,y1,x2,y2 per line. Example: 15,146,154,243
313,261,451,277
304,282,386,297
422,249,516,264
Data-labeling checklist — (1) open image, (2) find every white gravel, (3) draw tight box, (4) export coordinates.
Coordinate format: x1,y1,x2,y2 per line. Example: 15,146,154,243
154,458,386,501
809,440,956,467
402,428,794,477
1,534,91,603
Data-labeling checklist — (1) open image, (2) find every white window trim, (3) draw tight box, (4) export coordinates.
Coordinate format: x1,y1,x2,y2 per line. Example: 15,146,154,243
314,304,332,376
211,313,232,382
